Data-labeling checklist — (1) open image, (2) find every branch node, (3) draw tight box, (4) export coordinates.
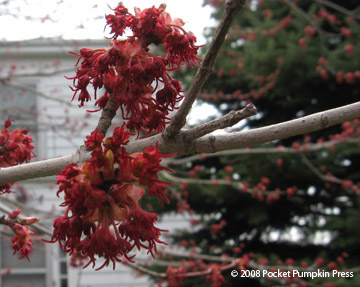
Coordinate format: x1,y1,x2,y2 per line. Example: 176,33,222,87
320,113,329,128
226,0,246,10
182,104,257,143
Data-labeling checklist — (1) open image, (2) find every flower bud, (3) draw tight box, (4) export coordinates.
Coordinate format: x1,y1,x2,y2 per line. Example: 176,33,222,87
8,208,22,219
17,217,40,225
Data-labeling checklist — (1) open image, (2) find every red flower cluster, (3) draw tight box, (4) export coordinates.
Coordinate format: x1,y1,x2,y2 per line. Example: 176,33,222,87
69,4,201,137
7,208,39,261
0,117,35,194
206,264,226,287
166,266,187,287
10,224,35,261
49,127,173,269
106,4,201,67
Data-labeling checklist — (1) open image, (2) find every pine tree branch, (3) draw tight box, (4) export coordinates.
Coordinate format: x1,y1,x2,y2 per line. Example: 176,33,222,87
315,0,360,18
163,0,246,141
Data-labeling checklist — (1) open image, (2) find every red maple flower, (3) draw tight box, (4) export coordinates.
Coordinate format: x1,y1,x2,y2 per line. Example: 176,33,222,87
10,223,34,261
119,205,167,256
166,266,187,287
49,128,173,269
206,264,226,287
69,3,201,137
0,117,35,194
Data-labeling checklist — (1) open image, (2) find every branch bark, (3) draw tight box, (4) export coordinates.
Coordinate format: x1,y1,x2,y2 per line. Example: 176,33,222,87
128,100,360,154
0,146,90,185
1,101,359,185
182,103,257,142
93,96,118,136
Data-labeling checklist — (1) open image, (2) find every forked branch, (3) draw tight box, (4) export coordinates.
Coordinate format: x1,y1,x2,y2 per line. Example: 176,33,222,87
163,0,246,140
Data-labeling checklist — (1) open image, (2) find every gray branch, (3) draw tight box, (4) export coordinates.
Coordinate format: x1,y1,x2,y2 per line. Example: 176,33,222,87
1,101,359,185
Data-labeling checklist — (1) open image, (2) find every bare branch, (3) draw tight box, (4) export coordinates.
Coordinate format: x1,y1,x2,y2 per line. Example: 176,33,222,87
300,154,343,185
188,101,360,154
0,146,90,185
166,138,358,165
182,104,257,142
1,101,359,185
163,0,246,140
162,172,244,191
128,101,360,154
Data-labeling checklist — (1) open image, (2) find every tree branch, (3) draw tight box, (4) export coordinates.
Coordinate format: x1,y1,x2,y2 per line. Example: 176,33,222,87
182,103,257,142
165,138,358,165
128,101,360,154
315,0,360,18
0,146,90,185
163,0,246,140
1,101,359,185
93,96,118,136
188,101,360,154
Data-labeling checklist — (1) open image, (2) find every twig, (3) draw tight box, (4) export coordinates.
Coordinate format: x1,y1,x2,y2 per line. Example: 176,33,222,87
163,0,246,140
300,154,343,184
126,259,237,279
93,96,118,136
284,0,325,36
162,171,244,191
182,104,257,142
315,0,360,18
165,138,358,165
188,101,360,154
0,201,53,236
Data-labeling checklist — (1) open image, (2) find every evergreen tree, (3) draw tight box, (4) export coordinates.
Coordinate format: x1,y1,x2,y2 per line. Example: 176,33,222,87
153,1,360,286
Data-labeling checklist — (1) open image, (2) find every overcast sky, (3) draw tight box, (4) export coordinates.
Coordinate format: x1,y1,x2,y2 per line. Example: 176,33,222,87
0,0,215,44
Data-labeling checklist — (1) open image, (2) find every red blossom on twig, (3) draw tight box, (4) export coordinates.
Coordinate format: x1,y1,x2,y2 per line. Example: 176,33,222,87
0,117,35,194
10,223,35,261
0,208,39,261
48,128,173,270
68,4,201,137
